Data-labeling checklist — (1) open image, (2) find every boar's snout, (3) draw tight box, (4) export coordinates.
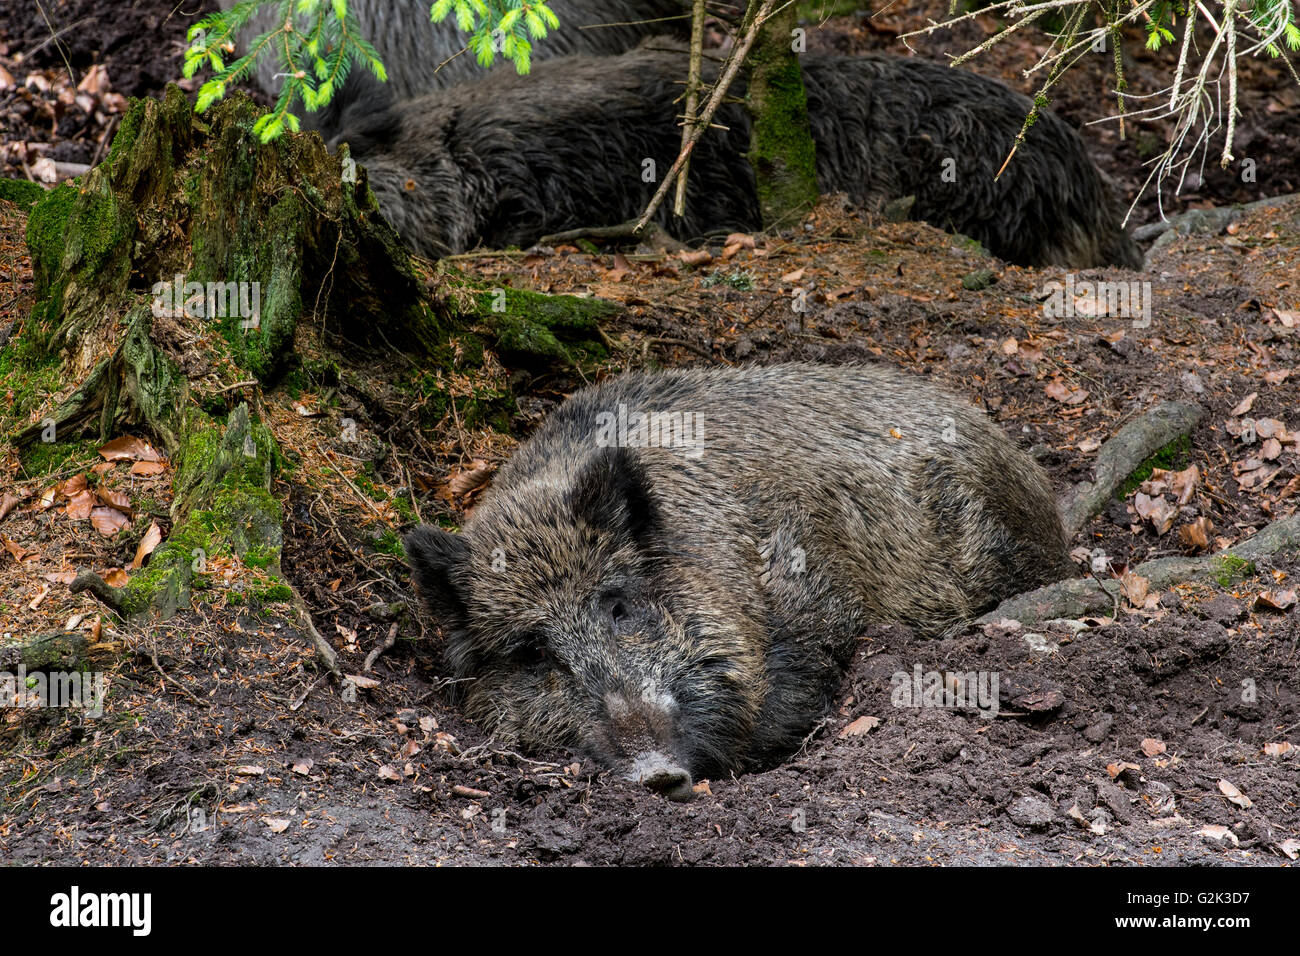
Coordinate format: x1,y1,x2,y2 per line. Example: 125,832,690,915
602,688,694,801
630,752,694,802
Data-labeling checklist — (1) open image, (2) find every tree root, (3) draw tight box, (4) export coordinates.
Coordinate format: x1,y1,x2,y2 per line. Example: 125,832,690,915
538,220,687,253
979,513,1300,628
0,630,89,671
1059,401,1203,536
69,569,127,614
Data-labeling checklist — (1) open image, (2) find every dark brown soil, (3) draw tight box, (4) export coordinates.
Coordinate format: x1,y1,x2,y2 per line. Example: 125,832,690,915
1,1,1297,866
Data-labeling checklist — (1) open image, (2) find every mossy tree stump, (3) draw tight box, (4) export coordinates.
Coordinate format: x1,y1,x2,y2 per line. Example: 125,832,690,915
7,85,445,620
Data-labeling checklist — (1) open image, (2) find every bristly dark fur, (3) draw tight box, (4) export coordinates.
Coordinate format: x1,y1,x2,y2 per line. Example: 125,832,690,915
218,0,685,139
405,363,1074,786
345,47,1141,268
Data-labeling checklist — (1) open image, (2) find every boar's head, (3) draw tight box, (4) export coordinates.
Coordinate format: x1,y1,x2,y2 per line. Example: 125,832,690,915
405,446,763,801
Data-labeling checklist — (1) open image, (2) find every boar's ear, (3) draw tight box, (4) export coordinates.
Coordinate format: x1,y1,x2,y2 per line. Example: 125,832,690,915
571,446,658,541
404,525,471,625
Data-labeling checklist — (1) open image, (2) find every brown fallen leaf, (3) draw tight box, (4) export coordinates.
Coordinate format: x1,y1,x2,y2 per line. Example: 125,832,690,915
1140,738,1167,757
781,267,805,283
28,585,51,610
1263,368,1292,385
377,765,401,782
2,536,35,562
1263,741,1293,757
1170,464,1200,505
90,506,131,536
130,460,167,477
440,459,493,500
1253,589,1297,612
1121,571,1150,608
44,570,77,585
65,489,95,520
235,765,265,776
1045,380,1088,404
1178,516,1212,552
97,435,162,462
60,474,88,496
1106,761,1141,779
1261,437,1283,461
1230,392,1258,416
1275,308,1299,328
839,715,881,738
1217,778,1253,808
1279,839,1300,861
262,817,290,833
679,249,712,266
131,521,163,570
0,493,19,521
102,568,129,588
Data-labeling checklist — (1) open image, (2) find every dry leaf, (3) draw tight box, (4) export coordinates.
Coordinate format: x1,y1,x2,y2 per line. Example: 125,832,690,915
236,765,265,776
346,674,381,689
839,715,881,738
90,506,131,536
0,493,19,522
65,489,95,520
1279,839,1300,860
377,765,401,782
262,817,290,833
679,249,712,266
102,568,129,588
1197,825,1239,846
1179,516,1212,552
1253,589,1296,612
97,436,161,462
1217,779,1253,808
1140,738,1167,757
1263,742,1293,757
1045,380,1088,404
781,267,805,283
442,459,493,500
45,570,77,585
131,521,163,570
1121,571,1150,608
130,460,167,477
1230,392,1258,416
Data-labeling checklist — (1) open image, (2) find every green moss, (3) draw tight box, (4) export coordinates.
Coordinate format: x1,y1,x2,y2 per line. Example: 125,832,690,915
472,285,615,367
0,343,62,430
0,178,48,211
105,98,146,169
745,43,820,226
374,528,405,557
1210,554,1256,588
25,182,77,296
1117,435,1192,500
703,269,756,291
962,268,997,291
17,440,96,477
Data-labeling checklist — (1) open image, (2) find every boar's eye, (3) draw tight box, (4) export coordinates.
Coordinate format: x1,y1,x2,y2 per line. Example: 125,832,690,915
506,635,551,668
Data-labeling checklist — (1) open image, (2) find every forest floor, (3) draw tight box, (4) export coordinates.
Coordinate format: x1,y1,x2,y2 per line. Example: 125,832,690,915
0,1,1296,865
